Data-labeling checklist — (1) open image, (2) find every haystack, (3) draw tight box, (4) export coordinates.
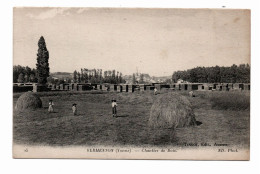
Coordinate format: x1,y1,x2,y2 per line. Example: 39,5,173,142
15,92,42,111
149,92,196,129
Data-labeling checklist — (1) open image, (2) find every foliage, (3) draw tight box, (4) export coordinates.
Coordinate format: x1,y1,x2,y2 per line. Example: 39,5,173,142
72,68,125,84
13,65,37,83
73,70,77,83
17,73,24,83
36,36,50,85
139,73,144,84
132,73,136,84
172,64,250,83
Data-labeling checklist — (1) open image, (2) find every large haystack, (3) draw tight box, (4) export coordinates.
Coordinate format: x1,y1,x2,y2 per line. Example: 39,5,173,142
15,92,42,111
149,92,196,129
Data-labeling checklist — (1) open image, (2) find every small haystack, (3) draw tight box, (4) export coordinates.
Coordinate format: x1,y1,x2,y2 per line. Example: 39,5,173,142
15,92,42,111
149,92,196,129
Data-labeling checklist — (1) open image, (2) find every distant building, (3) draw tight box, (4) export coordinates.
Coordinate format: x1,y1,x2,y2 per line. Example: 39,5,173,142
177,79,189,84
177,79,184,84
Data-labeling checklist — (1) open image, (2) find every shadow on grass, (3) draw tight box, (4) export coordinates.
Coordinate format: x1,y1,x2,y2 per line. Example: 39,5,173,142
48,111,59,114
148,128,178,146
115,115,129,118
72,113,87,117
196,121,203,126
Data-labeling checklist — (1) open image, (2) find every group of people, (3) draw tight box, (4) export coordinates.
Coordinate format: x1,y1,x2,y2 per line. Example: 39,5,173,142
48,99,78,115
48,99,118,117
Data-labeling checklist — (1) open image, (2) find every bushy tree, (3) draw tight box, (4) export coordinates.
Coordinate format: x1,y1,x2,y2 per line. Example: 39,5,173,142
73,70,77,83
29,74,36,82
17,73,24,83
139,73,144,83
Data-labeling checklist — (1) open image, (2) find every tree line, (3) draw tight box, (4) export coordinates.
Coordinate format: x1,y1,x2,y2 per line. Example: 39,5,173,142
73,68,125,84
13,65,37,83
172,64,250,83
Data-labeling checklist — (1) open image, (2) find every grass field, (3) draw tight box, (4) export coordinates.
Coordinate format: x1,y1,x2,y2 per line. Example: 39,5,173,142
13,90,250,148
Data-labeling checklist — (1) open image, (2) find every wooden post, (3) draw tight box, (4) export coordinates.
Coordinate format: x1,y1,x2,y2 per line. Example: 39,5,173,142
33,84,38,92
60,84,64,90
117,85,122,92
122,84,128,92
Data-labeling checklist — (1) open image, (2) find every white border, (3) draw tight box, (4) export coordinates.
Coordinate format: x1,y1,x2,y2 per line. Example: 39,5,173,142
1,0,260,174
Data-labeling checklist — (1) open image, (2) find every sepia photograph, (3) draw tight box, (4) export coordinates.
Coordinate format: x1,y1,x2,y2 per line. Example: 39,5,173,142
13,7,250,160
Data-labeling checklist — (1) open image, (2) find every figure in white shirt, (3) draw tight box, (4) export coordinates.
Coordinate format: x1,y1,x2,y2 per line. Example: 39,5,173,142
189,90,196,97
48,99,54,113
72,103,77,116
154,87,158,95
111,99,117,117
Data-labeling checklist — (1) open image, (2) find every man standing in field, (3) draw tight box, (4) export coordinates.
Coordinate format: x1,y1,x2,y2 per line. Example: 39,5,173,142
112,99,117,117
72,103,77,116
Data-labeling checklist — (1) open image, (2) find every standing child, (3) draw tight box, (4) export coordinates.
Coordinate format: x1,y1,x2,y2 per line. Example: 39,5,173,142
189,90,194,97
72,103,77,116
154,87,158,95
111,99,117,117
48,99,54,113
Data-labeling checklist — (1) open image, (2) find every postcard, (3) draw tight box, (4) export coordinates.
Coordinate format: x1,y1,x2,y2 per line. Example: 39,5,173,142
13,7,250,160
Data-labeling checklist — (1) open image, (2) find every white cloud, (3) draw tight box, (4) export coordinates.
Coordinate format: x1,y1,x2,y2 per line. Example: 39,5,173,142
26,8,70,20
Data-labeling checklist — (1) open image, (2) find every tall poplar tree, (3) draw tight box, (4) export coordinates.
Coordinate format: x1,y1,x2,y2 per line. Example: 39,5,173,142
73,70,78,83
36,36,50,85
132,73,136,84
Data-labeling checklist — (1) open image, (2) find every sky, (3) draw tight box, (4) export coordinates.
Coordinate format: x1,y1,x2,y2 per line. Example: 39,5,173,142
13,8,250,76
